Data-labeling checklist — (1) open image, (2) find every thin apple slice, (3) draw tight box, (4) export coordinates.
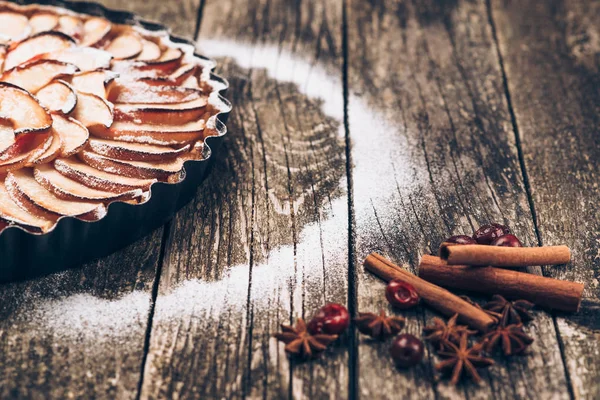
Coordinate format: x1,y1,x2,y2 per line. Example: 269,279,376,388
92,120,205,145
33,128,62,164
36,79,77,114
105,33,143,60
107,81,203,104
88,138,190,161
0,180,54,232
0,82,52,133
114,98,208,124
34,163,142,201
50,113,89,157
4,31,75,70
70,69,117,98
29,13,59,34
7,168,103,217
24,131,55,165
0,12,30,42
169,63,197,83
42,47,112,71
1,59,79,94
79,150,185,180
82,17,111,47
72,91,113,128
5,171,59,222
111,48,183,76
136,39,161,61
54,158,156,191
57,15,83,42
0,132,52,173
0,118,15,154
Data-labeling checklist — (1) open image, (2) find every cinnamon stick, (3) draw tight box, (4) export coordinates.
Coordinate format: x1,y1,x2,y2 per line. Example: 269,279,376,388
419,255,583,312
439,243,570,267
364,253,496,332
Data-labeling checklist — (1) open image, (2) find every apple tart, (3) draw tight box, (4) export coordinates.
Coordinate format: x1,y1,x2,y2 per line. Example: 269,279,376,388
0,1,229,234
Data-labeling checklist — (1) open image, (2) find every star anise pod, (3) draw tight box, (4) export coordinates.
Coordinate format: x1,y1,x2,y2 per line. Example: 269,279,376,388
436,333,494,385
274,318,338,360
459,295,502,323
423,314,476,351
481,323,534,356
483,295,534,326
355,310,405,340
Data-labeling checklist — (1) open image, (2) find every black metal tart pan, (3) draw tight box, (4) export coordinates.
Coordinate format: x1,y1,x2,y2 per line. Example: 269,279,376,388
0,0,231,282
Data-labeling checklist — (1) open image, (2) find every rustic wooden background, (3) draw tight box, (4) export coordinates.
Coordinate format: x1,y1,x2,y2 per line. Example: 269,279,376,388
1,0,599,399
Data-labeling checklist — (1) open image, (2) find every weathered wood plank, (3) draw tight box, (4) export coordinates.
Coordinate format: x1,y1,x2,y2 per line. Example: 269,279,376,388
0,0,200,398
490,0,600,398
347,0,570,398
140,0,349,398
0,229,162,399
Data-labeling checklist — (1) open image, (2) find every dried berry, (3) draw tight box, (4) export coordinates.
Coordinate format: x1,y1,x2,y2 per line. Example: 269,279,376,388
473,223,510,245
390,334,424,368
307,303,350,335
490,234,522,247
385,279,420,309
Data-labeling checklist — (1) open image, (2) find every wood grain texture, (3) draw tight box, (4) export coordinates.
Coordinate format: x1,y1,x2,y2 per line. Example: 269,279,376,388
347,0,570,398
140,0,349,398
0,229,162,399
491,0,600,398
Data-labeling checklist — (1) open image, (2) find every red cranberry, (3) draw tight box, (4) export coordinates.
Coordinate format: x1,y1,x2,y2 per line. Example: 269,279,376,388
445,235,477,245
390,334,424,368
307,303,349,335
385,280,420,309
491,234,522,247
473,223,510,245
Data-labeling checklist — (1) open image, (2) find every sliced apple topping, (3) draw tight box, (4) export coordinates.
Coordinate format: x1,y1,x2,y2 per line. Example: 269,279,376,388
92,119,205,146
42,47,112,71
79,149,185,180
36,79,77,114
0,4,225,234
108,81,204,104
1,59,79,94
114,98,208,124
72,91,113,128
7,168,104,217
0,118,15,155
0,82,52,133
0,180,54,232
70,69,117,98
105,33,143,60
33,128,62,164
0,12,30,43
29,13,59,35
54,158,156,192
82,17,111,47
34,163,142,201
136,39,161,61
57,15,83,42
50,114,89,157
88,138,190,161
4,31,75,71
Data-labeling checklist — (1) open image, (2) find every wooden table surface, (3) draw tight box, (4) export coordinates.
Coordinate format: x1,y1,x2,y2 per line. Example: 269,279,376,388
1,0,599,398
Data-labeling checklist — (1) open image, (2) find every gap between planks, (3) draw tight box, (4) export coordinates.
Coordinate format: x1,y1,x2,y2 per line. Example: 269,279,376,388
341,1,359,400
485,1,576,399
